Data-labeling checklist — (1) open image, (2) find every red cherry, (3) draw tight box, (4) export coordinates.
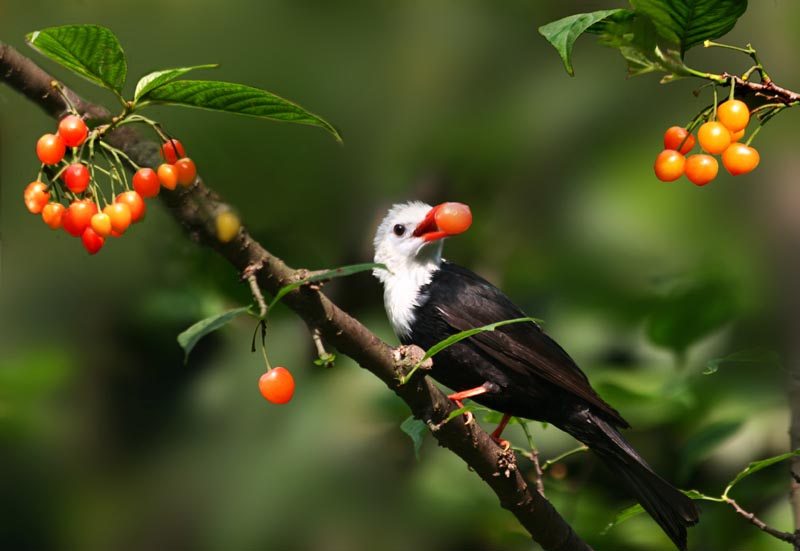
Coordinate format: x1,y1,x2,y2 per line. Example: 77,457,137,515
36,133,66,165
434,202,472,235
132,168,160,198
63,163,91,193
57,115,89,147
115,191,146,223
160,139,185,164
81,227,105,255
258,367,295,404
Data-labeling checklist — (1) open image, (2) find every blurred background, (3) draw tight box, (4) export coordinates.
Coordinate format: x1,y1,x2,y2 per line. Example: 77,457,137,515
2,1,800,549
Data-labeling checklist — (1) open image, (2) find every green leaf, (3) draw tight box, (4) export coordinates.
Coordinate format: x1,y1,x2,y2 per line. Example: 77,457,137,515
267,263,384,312
645,277,739,360
26,24,127,94
630,0,748,55
142,79,342,143
603,489,706,534
400,416,428,459
177,305,251,363
134,64,218,102
538,9,628,76
704,348,781,375
589,10,691,79
601,503,645,534
723,449,800,498
678,420,742,481
400,317,541,384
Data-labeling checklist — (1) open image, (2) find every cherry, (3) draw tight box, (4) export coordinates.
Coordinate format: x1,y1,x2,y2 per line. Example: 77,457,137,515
697,121,731,155
36,133,66,165
663,126,696,154
41,202,66,229
157,163,178,190
57,115,89,147
722,143,760,176
103,203,132,234
717,99,750,133
654,149,686,182
435,202,472,235
685,154,719,186
63,163,91,193
81,227,105,255
115,191,146,223
62,200,98,236
133,168,160,198
160,139,185,164
175,158,197,186
90,212,113,237
258,367,295,404
24,181,50,214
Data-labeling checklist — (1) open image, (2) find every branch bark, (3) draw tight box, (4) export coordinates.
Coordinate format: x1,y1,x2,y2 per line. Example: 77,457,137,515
0,41,592,551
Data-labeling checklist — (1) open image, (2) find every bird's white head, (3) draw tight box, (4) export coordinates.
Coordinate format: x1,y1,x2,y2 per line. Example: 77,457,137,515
373,201,472,338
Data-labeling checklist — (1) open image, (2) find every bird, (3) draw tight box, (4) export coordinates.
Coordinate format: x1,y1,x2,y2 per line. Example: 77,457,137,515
372,200,700,551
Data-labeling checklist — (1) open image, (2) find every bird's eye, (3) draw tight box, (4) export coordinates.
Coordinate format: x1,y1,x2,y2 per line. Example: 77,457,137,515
393,224,406,237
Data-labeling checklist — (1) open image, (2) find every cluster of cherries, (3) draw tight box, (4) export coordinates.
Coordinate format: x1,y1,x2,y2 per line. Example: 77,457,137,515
654,98,760,186
25,113,197,254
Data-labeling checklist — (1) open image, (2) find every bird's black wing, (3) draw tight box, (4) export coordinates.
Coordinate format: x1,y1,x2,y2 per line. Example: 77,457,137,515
433,262,628,427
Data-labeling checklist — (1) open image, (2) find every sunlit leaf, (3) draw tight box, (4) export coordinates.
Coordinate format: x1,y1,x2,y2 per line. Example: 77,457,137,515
142,79,342,142
26,24,126,93
177,305,252,363
538,9,627,76
134,64,218,102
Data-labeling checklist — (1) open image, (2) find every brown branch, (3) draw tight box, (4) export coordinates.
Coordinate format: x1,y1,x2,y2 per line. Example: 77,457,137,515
0,41,592,551
723,73,800,105
725,497,800,547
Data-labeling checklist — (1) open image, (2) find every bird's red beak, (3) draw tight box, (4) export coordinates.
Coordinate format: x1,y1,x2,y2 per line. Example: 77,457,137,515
413,202,472,242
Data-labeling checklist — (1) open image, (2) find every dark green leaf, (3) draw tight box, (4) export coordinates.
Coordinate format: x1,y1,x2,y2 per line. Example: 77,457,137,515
267,263,384,312
704,348,781,375
134,64,218,102
723,449,800,498
142,79,342,143
538,9,627,76
601,503,645,534
645,277,739,359
177,306,251,363
401,317,541,384
26,24,127,93
400,416,428,459
590,10,690,78
678,420,742,481
630,0,748,54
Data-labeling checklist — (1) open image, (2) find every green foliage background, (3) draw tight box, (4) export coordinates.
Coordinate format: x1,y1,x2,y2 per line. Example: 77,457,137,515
2,1,800,549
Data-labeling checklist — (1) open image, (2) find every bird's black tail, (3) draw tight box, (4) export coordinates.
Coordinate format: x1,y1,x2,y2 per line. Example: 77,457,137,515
563,410,700,551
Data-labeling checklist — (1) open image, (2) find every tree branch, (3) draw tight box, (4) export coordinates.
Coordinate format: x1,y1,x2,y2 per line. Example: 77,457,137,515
0,41,592,551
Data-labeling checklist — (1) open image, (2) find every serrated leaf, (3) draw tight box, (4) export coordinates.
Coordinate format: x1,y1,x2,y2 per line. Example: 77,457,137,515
267,263,384,311
177,305,251,363
400,416,428,459
630,0,748,55
142,79,342,143
26,24,126,93
723,449,800,498
134,64,218,102
538,9,627,76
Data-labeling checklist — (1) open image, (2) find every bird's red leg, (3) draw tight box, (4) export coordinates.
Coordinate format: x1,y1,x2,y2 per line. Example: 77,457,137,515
446,385,490,425
490,413,512,451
